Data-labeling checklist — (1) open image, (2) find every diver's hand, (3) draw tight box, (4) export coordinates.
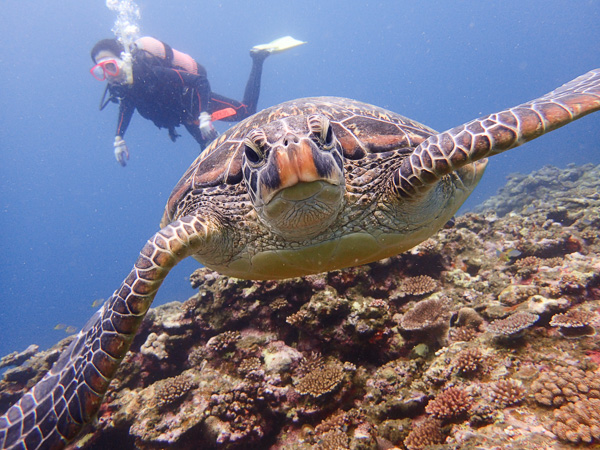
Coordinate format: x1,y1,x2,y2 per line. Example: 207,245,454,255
114,136,129,167
199,112,218,142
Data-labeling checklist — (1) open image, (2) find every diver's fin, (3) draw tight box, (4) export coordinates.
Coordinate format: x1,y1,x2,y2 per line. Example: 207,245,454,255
251,36,306,54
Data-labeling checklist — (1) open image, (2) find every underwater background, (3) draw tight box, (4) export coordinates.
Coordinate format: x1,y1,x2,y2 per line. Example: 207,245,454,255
1,0,599,359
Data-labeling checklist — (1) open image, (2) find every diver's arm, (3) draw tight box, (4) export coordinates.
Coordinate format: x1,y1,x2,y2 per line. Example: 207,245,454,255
116,97,135,138
113,98,134,166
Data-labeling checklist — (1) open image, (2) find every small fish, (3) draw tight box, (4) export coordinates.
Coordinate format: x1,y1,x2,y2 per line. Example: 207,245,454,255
64,326,78,334
53,323,66,330
91,298,105,308
496,248,522,262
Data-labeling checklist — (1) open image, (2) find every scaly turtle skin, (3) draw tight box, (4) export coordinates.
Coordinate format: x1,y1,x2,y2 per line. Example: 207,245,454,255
2,69,599,449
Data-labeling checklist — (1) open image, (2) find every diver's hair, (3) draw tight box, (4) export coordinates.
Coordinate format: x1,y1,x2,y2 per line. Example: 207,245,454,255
91,39,125,63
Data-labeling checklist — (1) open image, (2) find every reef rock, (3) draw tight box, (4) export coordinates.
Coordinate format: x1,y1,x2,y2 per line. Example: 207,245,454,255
1,164,600,449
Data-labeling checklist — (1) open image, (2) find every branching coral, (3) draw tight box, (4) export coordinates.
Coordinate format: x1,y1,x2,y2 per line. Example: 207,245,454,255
486,311,539,338
399,275,438,297
425,385,471,420
531,365,600,407
404,418,444,450
551,398,600,443
295,362,345,398
315,429,349,450
153,374,194,409
550,309,598,338
400,297,451,332
487,379,525,407
206,330,241,353
453,348,484,376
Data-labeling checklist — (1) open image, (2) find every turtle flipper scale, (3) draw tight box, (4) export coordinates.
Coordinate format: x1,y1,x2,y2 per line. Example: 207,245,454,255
0,216,213,450
394,68,600,198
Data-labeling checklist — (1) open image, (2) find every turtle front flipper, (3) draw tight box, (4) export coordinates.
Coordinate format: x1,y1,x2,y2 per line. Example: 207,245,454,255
394,68,600,199
0,216,217,450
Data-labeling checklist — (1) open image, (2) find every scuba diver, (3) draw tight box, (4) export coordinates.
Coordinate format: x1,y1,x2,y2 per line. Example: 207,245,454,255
90,36,305,166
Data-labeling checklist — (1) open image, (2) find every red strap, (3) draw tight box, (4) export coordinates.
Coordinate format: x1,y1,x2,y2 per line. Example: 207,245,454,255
211,108,236,122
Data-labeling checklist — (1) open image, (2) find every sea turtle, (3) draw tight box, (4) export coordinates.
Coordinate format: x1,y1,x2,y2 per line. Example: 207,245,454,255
1,69,599,449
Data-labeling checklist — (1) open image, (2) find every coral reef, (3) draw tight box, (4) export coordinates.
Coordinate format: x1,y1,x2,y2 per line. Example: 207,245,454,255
486,311,539,339
487,379,525,407
531,365,600,407
2,163,600,449
425,385,472,420
551,398,600,444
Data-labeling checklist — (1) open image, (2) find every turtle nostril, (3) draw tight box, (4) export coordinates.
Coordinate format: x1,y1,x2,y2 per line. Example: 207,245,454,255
283,134,299,146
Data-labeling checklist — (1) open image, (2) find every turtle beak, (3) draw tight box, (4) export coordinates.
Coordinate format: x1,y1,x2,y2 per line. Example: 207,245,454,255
261,138,343,205
275,140,320,187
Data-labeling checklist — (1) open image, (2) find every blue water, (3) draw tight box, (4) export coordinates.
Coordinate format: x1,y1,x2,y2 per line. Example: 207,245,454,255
1,0,599,358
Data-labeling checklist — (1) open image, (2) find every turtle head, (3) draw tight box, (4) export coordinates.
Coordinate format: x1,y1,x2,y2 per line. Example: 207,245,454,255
242,114,346,241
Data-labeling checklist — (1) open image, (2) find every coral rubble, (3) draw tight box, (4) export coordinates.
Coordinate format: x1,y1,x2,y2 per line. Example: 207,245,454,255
2,163,600,449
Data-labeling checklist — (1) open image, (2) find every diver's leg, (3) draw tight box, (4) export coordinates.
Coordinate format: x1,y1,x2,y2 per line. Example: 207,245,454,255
241,50,270,116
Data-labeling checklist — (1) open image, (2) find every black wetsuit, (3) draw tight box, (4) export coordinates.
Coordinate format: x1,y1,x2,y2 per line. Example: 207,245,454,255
106,47,267,149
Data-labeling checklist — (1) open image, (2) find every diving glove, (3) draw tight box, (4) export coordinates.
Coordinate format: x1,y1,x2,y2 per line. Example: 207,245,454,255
114,136,129,167
199,112,218,142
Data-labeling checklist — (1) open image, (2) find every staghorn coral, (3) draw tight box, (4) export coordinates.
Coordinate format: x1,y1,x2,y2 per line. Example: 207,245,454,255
153,374,194,409
398,275,438,297
531,365,600,407
453,348,484,376
425,385,472,420
551,398,600,444
486,311,539,338
399,296,451,333
295,361,345,398
404,418,444,450
550,309,598,338
487,379,525,407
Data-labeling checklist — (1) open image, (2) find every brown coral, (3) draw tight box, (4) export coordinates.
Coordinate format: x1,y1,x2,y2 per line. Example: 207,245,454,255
399,275,438,297
488,379,525,407
315,429,349,450
551,398,600,443
238,357,262,377
400,297,451,332
486,311,539,337
425,386,471,420
295,362,344,398
153,374,194,409
207,380,273,445
404,418,444,450
448,326,480,343
531,365,600,407
453,348,484,376
550,309,598,338
206,330,241,353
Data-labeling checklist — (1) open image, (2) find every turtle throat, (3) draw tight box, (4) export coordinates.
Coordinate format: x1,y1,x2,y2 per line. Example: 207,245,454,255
258,180,345,241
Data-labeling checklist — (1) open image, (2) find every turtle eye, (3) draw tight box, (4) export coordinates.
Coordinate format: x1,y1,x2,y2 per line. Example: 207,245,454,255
307,114,335,150
244,129,268,166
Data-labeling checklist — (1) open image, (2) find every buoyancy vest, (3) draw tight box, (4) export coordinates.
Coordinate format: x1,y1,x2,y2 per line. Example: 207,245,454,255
134,36,200,75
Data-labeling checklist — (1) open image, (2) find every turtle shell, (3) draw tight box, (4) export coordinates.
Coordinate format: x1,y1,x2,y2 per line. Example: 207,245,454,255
163,97,436,225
